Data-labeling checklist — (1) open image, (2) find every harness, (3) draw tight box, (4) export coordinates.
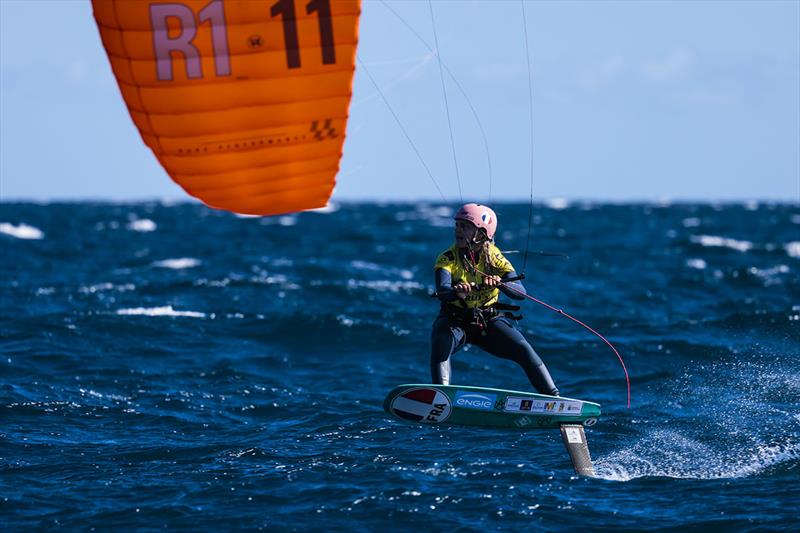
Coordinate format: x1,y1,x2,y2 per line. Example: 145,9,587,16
441,302,523,335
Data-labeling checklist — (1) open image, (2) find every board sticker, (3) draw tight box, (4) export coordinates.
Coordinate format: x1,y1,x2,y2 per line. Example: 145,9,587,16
564,426,584,444
390,387,452,424
504,397,583,415
454,391,497,411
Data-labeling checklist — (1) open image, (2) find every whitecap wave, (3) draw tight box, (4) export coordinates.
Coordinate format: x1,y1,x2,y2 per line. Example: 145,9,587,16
346,279,424,293
116,306,205,318
395,205,453,227
686,258,706,269
336,314,356,327
80,282,136,294
690,234,753,252
152,258,201,269
748,264,790,285
350,260,381,272
545,198,569,210
785,242,800,258
127,219,157,232
0,222,44,240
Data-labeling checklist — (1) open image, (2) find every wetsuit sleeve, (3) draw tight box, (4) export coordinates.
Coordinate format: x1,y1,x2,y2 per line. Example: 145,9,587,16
435,268,460,302
499,270,526,300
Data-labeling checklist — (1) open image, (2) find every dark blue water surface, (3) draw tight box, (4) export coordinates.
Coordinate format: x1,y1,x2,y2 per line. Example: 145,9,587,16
1,201,798,531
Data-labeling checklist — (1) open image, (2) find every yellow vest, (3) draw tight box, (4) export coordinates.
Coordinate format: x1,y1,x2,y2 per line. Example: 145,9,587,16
434,243,514,309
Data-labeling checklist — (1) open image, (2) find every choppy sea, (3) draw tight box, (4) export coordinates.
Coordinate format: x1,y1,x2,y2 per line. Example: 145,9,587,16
1,201,798,531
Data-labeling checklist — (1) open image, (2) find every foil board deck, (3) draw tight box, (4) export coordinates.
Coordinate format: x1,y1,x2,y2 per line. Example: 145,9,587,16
383,384,601,430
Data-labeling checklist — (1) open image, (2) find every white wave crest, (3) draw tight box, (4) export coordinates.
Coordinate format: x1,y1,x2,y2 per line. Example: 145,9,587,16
690,234,753,252
336,314,356,327
346,279,424,293
127,219,157,232
748,265,790,285
395,205,453,227
152,258,201,269
686,258,706,269
681,217,701,228
545,198,569,210
350,260,381,272
785,242,800,258
116,306,205,318
80,282,136,294
0,222,44,240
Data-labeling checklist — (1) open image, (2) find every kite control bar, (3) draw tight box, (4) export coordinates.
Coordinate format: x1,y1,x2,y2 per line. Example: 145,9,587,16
430,273,525,298
471,273,524,291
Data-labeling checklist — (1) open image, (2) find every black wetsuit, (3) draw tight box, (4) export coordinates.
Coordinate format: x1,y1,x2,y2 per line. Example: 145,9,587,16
431,267,560,396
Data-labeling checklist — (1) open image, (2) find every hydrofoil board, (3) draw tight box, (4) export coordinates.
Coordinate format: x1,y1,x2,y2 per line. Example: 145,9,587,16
383,384,600,430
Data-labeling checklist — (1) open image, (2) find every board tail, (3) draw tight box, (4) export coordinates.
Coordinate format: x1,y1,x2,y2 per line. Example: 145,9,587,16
559,424,595,477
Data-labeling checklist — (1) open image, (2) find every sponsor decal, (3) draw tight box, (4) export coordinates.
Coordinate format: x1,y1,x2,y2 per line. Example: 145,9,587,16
504,397,521,411
504,397,584,416
454,391,497,411
390,387,452,424
583,417,598,427
564,426,584,444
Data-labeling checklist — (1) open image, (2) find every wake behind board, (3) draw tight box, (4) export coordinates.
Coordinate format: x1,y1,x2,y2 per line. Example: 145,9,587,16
383,384,600,430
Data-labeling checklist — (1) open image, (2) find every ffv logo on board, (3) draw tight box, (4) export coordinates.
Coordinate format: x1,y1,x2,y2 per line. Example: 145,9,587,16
390,388,452,424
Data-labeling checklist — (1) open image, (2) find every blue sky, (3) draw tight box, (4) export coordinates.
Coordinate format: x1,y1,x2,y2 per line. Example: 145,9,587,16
1,0,798,203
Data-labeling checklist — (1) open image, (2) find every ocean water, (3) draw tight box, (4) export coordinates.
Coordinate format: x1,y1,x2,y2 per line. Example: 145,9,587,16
1,201,798,531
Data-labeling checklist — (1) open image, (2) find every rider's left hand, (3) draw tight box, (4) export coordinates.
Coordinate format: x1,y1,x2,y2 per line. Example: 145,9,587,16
483,275,501,287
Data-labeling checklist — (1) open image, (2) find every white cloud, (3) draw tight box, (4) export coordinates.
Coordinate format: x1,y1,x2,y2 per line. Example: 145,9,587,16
642,47,694,81
576,56,626,89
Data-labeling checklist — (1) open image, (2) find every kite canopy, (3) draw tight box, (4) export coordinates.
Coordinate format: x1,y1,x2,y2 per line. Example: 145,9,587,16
93,0,360,215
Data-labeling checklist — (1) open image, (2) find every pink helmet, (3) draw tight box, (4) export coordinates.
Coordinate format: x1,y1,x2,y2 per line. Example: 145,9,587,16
454,203,497,240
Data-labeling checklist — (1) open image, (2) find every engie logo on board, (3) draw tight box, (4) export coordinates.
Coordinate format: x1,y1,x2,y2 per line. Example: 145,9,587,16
454,391,497,411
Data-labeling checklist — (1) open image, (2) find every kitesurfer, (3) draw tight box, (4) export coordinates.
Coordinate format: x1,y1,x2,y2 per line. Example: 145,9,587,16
431,203,559,396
